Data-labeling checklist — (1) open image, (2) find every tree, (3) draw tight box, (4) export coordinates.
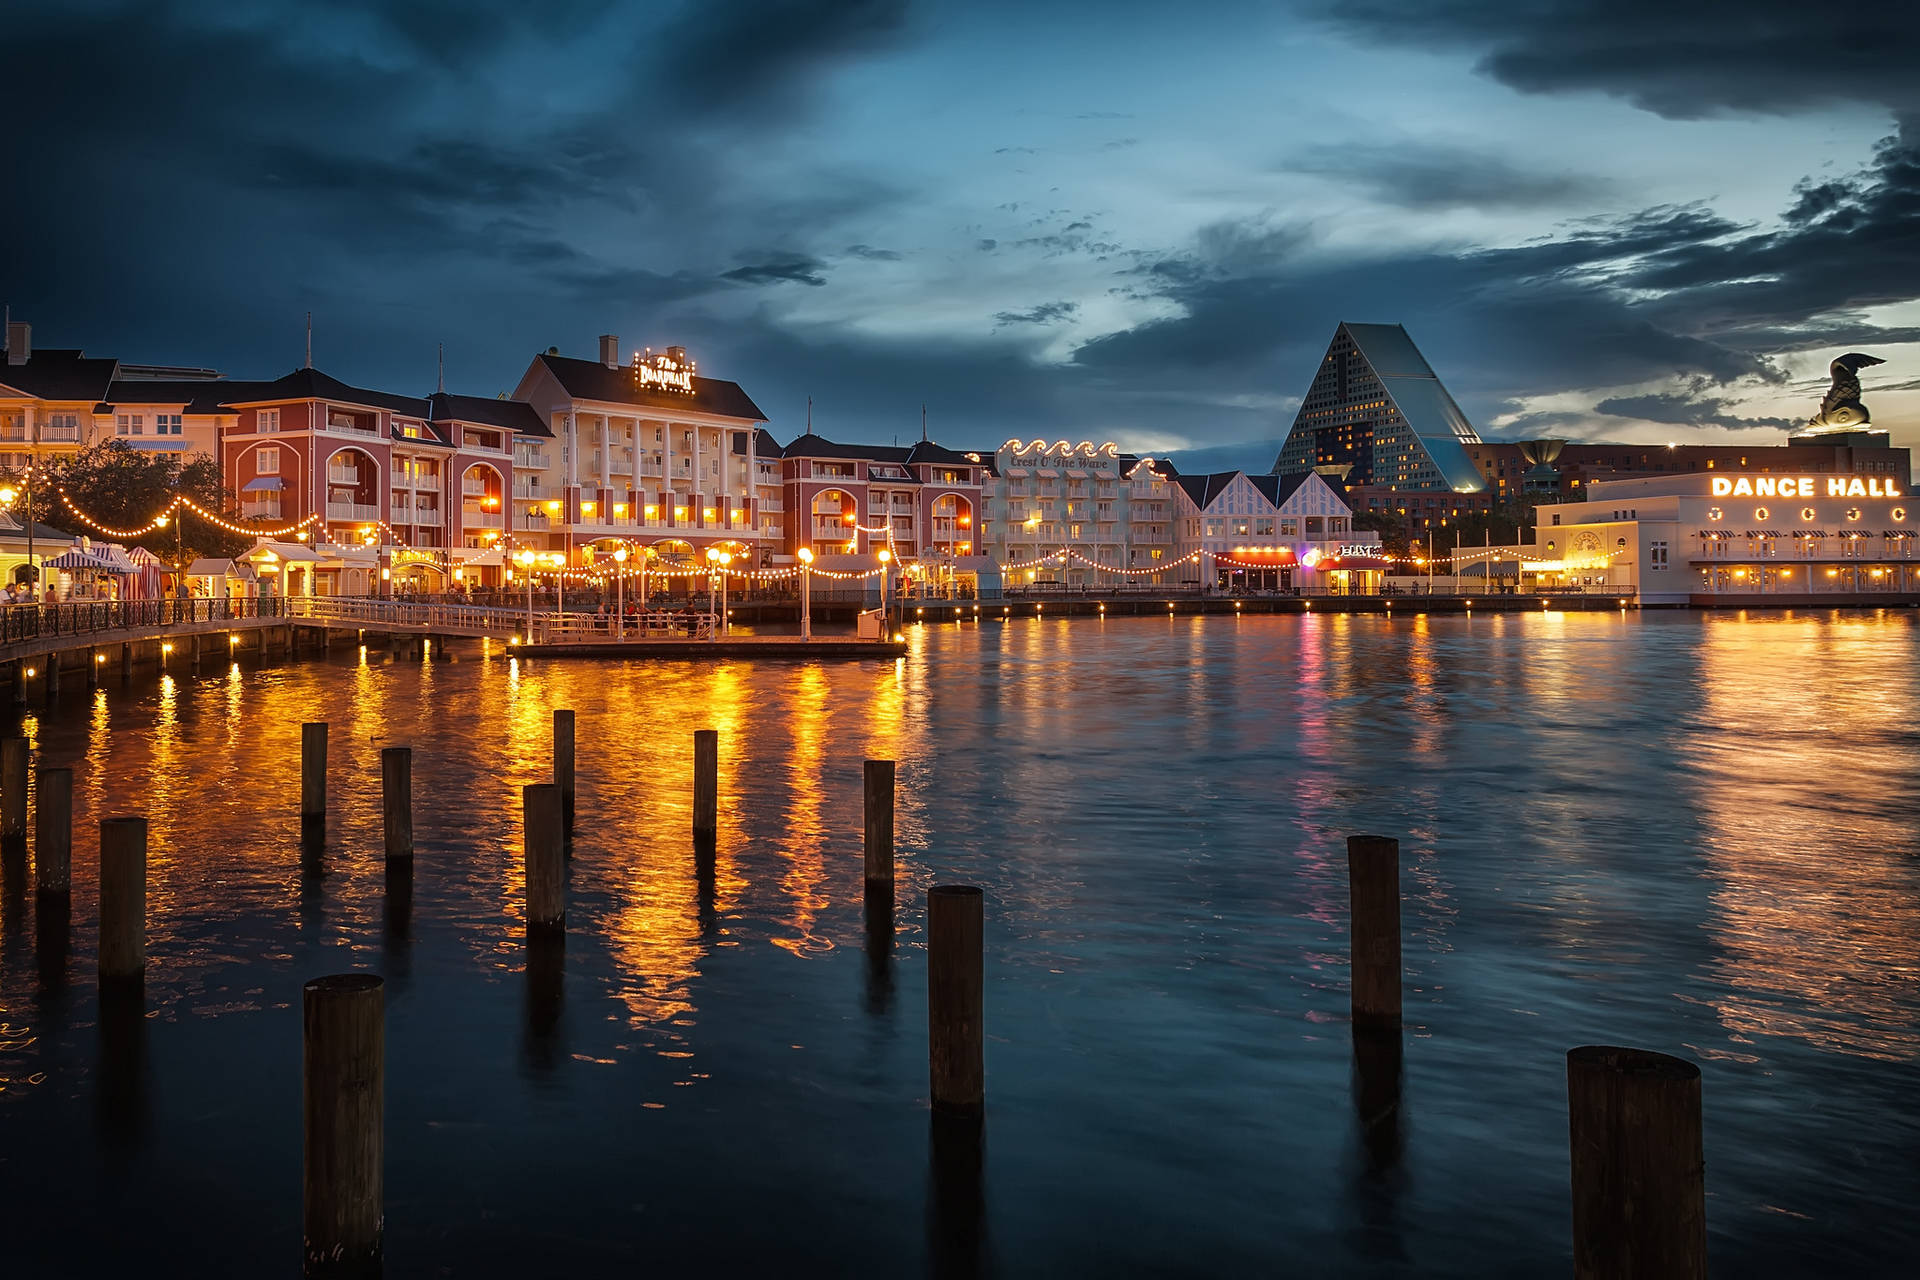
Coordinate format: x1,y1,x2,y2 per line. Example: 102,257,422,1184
1352,509,1412,559
33,441,252,566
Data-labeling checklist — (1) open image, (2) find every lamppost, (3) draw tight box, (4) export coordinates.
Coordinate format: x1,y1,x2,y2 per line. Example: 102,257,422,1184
638,545,650,612
705,547,733,639
516,548,535,638
796,546,813,640
877,547,892,631
613,544,628,639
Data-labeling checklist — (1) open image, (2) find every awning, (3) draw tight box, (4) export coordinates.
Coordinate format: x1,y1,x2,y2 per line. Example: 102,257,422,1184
1322,554,1394,571
242,539,323,563
242,476,285,492
1065,468,1089,478
44,550,115,570
1884,530,1915,538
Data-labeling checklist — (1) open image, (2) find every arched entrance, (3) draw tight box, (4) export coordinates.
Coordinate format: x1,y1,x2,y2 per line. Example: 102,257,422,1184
811,489,857,551
459,463,505,548
324,446,381,544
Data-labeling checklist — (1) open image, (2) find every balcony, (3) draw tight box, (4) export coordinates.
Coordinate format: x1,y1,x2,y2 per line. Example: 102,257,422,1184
326,466,362,486
515,449,549,470
241,501,283,521
513,478,542,499
462,509,504,529
326,502,381,523
462,477,489,496
813,522,852,542
326,416,377,436
638,458,665,478
41,423,83,442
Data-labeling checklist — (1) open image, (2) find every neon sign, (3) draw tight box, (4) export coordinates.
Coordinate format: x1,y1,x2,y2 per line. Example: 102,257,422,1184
1710,475,1902,499
631,348,696,394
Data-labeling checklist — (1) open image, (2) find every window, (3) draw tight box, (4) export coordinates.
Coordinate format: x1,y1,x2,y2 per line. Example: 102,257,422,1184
116,413,144,436
258,409,280,433
1205,519,1224,538
1550,513,1560,526
156,414,182,436
257,446,280,474
1255,518,1275,536
1649,542,1668,569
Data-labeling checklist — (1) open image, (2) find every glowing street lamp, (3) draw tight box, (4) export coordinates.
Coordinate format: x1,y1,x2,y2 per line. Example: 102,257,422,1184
796,546,814,640
613,544,629,638
705,546,733,639
877,547,893,629
515,548,536,636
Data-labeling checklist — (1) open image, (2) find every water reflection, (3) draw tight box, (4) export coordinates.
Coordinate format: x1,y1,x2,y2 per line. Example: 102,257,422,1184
1691,613,1920,1060
927,1112,988,1280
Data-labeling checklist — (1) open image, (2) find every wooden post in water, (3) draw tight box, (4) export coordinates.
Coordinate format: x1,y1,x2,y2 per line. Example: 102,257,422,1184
34,765,72,895
1567,1045,1707,1280
523,783,564,934
1346,835,1402,1029
552,709,575,830
1,736,28,853
86,649,100,688
43,655,59,700
8,660,24,707
119,642,132,682
303,974,384,1275
864,759,895,884
928,883,984,1115
98,816,147,984
381,747,412,861
692,728,717,843
301,722,328,826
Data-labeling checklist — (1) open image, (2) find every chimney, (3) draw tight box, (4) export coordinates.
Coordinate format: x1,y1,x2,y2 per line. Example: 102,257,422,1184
599,334,620,368
5,321,27,365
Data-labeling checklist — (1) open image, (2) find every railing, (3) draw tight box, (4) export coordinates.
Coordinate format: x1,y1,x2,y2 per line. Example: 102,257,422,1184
536,611,718,642
326,418,377,436
0,596,287,646
241,503,284,520
462,510,504,529
326,502,381,522
326,467,362,485
287,597,526,635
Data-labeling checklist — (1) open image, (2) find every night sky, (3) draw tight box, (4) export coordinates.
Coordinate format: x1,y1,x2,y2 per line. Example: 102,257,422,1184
5,0,1917,466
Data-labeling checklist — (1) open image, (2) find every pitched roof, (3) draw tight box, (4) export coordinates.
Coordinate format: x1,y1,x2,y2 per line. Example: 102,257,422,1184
0,349,120,402
537,353,766,422
1174,471,1242,510
754,428,784,458
223,367,428,416
101,379,277,415
905,439,978,466
428,391,550,438
781,432,911,462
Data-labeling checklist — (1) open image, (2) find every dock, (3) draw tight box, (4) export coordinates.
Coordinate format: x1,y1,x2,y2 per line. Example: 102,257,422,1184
520,635,907,660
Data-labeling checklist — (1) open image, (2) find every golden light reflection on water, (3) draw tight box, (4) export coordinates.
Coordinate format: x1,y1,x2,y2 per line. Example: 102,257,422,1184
1689,612,1920,1061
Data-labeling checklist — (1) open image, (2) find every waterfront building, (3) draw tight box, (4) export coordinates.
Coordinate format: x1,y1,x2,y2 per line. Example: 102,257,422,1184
1178,470,1385,593
781,431,992,595
1271,323,1486,493
510,337,773,575
1481,471,1918,604
1459,438,1912,505
218,367,546,589
983,439,1136,585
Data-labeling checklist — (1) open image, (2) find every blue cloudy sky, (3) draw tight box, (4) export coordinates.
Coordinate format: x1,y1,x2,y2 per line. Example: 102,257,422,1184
4,0,1917,468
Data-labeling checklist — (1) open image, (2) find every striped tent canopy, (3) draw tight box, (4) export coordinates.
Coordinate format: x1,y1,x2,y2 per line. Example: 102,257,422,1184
43,549,116,571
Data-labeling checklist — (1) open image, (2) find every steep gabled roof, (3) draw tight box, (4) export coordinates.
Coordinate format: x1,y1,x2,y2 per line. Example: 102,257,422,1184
1174,471,1242,511
754,428,784,458
0,349,120,401
428,391,550,439
781,432,912,463
905,439,978,466
101,379,277,415
223,367,429,416
537,353,766,422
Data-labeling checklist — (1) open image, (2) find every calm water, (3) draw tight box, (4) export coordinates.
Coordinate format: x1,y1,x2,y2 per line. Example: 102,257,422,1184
1,611,1917,1277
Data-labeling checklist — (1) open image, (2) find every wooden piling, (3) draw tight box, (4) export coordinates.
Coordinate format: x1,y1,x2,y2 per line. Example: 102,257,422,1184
301,722,328,823
43,656,59,699
302,973,385,1275
1346,834,1402,1029
864,758,895,884
928,883,984,1115
9,660,24,707
87,649,100,687
119,642,132,681
1567,1045,1707,1280
692,728,717,842
523,783,564,934
98,816,147,983
34,765,72,895
1,736,28,851
381,747,412,861
552,709,575,829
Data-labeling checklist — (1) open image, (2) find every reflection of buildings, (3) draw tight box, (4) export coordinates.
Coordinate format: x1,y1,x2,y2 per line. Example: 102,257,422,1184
1478,472,1918,603
1690,618,1920,1062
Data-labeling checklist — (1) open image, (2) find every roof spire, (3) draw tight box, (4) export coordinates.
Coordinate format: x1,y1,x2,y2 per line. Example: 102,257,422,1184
806,395,812,432
305,311,312,369
922,403,928,442
437,342,445,394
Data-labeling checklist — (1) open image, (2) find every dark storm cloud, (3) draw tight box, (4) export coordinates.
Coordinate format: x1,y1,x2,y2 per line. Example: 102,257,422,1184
656,0,916,117
1593,391,1796,432
1288,141,1609,210
993,302,1079,327
721,259,832,287
1075,117,1919,429
1309,1,1920,117
332,0,622,58
843,244,904,260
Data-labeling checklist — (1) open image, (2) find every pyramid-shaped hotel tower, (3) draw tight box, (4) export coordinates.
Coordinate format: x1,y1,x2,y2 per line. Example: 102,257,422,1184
1271,323,1486,493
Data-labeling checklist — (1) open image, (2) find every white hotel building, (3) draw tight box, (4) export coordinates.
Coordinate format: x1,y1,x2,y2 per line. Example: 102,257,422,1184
1492,472,1919,604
